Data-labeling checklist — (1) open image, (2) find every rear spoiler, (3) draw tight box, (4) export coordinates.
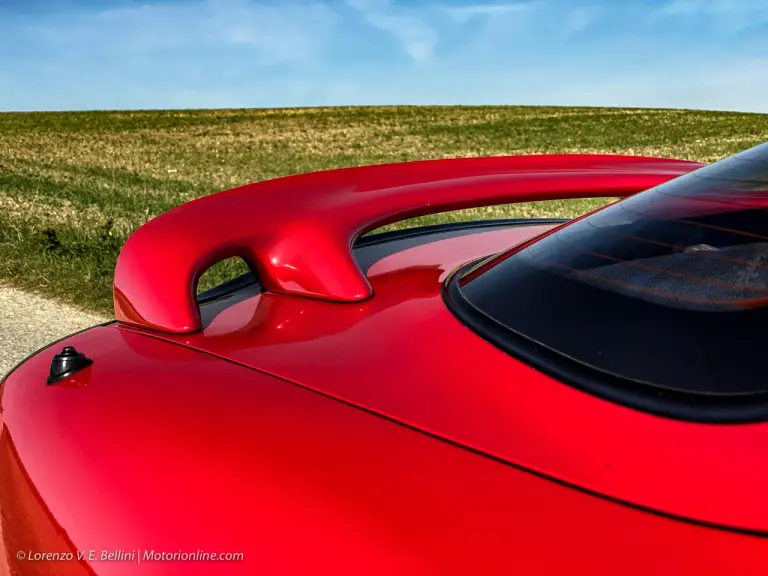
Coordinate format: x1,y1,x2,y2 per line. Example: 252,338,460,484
114,154,703,334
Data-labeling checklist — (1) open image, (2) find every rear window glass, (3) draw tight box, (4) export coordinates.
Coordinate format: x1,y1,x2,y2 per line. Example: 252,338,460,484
454,142,768,406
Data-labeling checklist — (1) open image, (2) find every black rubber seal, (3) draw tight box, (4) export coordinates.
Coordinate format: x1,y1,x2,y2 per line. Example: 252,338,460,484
443,262,768,424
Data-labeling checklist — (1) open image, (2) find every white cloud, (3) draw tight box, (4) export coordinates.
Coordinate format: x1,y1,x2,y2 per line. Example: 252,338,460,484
29,0,336,66
445,2,534,23
345,0,438,62
206,0,335,61
2,0,768,112
362,12,438,61
565,7,593,33
658,0,742,16
344,0,391,11
654,0,768,29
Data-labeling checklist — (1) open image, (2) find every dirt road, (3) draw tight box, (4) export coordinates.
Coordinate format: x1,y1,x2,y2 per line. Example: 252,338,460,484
0,284,107,575
0,284,107,378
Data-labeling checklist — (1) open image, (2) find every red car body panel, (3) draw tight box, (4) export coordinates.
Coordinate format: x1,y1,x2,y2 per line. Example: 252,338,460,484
4,154,767,575
141,225,768,535
3,315,768,576
113,154,702,334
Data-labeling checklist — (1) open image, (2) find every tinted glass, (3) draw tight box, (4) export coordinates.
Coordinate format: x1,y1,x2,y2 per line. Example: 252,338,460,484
457,142,768,397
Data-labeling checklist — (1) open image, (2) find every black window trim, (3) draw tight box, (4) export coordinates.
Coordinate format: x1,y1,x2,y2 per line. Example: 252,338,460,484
354,218,569,248
443,260,768,424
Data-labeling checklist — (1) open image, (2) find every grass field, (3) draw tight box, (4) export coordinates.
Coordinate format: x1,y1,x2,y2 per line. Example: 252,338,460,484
1,105,768,316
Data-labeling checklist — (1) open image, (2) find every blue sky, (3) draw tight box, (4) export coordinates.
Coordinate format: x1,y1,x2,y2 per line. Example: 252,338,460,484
1,0,767,112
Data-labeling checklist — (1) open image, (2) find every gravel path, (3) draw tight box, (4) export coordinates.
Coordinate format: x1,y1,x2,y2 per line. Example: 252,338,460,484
0,284,107,575
0,284,108,378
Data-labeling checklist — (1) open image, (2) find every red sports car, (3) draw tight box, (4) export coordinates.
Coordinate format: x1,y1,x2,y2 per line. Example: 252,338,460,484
3,142,768,575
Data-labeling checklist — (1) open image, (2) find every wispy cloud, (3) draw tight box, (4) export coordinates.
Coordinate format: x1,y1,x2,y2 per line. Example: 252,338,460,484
345,0,438,62
659,0,763,16
24,0,336,65
564,7,593,33
1,0,767,112
445,2,533,23
654,0,768,30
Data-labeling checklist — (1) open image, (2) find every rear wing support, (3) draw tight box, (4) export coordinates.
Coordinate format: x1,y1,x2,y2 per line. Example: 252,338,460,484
114,154,703,334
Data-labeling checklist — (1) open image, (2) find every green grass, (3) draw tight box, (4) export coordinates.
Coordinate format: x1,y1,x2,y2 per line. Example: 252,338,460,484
1,105,768,316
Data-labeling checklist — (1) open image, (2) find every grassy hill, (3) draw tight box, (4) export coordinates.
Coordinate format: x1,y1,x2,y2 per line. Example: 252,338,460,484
1,105,767,315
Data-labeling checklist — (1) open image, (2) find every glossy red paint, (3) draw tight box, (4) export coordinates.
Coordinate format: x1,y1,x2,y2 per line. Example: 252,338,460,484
129,225,768,537
114,154,702,334
2,320,768,576
6,153,768,575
